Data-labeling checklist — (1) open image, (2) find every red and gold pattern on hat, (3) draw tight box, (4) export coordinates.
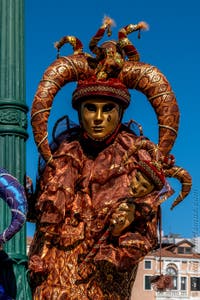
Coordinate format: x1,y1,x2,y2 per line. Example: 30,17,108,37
72,76,130,109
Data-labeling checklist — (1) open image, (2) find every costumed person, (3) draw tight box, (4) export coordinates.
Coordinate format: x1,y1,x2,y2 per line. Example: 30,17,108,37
0,168,27,300
27,17,192,299
0,245,16,300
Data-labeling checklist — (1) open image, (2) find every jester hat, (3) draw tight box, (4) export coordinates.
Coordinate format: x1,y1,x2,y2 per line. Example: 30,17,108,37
31,17,191,208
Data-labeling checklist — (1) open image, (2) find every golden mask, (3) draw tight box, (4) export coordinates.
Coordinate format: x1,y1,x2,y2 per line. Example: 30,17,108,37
80,99,120,141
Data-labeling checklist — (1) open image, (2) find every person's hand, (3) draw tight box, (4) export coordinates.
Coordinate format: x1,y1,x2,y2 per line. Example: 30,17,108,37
110,202,135,236
130,171,154,197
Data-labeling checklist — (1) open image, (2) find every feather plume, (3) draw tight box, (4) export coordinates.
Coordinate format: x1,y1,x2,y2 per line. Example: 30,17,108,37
103,15,116,27
138,21,149,31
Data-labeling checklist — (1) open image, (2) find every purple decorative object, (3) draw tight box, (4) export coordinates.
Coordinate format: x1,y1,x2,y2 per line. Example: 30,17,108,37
0,168,27,245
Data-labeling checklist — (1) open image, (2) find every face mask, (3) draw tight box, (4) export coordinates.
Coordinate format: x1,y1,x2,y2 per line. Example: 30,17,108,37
80,99,121,141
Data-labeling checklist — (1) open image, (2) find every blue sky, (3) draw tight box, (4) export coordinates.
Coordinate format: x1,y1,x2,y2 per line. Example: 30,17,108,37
26,0,200,238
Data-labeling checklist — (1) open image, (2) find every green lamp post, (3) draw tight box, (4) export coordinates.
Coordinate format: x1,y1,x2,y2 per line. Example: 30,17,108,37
0,0,31,298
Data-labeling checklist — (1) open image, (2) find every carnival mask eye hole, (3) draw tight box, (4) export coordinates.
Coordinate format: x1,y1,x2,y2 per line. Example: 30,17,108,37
135,173,140,181
84,103,97,112
103,104,115,112
142,182,149,189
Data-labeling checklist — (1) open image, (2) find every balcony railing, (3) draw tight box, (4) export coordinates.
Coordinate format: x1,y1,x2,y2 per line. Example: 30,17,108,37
156,290,187,298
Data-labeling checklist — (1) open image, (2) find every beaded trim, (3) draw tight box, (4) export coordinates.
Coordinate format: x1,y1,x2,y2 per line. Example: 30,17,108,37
137,160,165,190
73,85,130,103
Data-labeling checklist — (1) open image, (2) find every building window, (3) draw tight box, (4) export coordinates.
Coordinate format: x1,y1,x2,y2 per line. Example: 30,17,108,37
191,277,200,291
181,277,187,290
144,260,152,270
144,276,152,290
178,246,192,254
185,247,192,254
166,266,178,290
178,247,184,254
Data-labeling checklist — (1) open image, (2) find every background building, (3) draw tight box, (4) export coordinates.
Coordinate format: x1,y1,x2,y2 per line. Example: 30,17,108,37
131,238,200,300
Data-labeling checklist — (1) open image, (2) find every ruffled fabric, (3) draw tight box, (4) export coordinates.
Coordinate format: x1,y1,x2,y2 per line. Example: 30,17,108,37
29,130,170,299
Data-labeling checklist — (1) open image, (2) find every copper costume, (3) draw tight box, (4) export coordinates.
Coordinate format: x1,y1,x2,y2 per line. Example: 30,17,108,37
28,17,192,299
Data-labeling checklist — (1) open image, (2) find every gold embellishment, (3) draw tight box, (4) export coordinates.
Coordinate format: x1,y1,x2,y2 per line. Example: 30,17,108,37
138,139,146,150
68,36,76,48
119,28,127,35
119,38,131,48
31,108,51,120
132,66,154,89
46,155,53,165
149,91,174,101
41,79,61,89
137,160,164,189
61,185,73,194
147,145,160,161
38,133,48,148
64,56,79,80
127,24,138,33
97,71,107,80
178,192,183,200
182,182,192,186
128,54,140,61
159,124,178,135
73,85,130,101
109,164,120,170
171,167,183,177
148,146,158,154
124,157,134,167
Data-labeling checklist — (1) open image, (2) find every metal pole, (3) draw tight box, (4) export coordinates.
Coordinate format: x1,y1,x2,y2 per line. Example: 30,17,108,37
0,0,31,298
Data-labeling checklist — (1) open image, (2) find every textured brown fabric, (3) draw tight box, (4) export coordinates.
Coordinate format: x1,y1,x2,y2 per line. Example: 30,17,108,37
28,130,169,299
